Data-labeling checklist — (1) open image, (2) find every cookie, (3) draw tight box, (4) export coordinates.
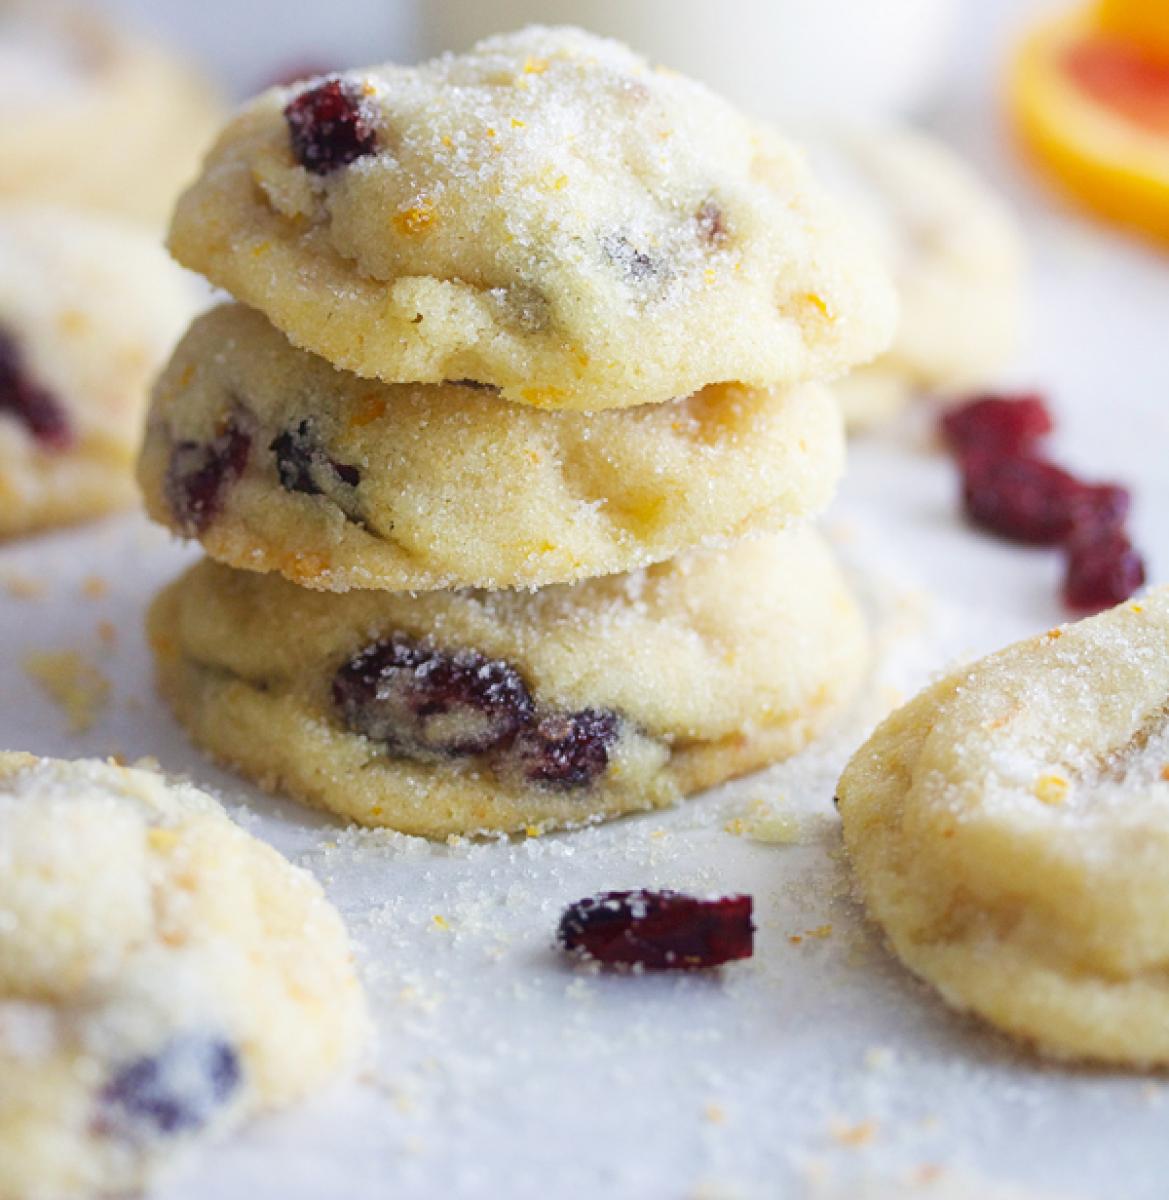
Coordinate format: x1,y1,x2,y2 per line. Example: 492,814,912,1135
0,752,368,1198
807,126,1024,428
149,528,868,839
168,26,897,411
837,591,1169,1065
0,1,225,226
139,303,844,593
0,206,201,538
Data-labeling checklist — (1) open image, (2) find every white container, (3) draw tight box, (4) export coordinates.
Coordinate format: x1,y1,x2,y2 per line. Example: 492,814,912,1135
420,0,962,120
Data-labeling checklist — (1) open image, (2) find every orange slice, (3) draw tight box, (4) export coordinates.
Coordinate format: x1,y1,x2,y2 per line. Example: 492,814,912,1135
1095,0,1169,61
1008,4,1169,246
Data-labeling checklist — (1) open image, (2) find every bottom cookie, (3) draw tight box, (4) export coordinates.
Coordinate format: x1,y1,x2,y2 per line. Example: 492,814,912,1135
149,529,869,839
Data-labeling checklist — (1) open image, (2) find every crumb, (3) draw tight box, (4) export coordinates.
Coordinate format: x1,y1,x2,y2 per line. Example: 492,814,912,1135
81,574,108,599
829,1118,877,1147
703,1101,726,1124
96,620,117,647
24,650,111,733
863,1045,896,1071
724,796,818,844
1,571,46,600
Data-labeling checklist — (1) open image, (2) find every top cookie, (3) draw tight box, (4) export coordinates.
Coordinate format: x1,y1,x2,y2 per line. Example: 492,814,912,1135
169,26,897,410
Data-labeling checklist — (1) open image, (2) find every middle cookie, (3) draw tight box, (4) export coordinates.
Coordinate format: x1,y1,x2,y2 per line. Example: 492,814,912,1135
139,304,844,593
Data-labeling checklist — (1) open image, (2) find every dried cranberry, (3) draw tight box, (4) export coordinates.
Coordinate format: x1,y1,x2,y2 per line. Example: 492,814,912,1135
961,455,1131,546
271,420,360,494
333,636,534,759
98,1036,241,1138
1063,527,1146,612
558,890,754,969
941,393,1054,460
0,328,72,450
512,709,619,789
165,419,251,536
284,78,377,174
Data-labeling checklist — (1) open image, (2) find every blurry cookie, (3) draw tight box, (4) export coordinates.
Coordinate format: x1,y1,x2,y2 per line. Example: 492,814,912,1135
139,303,844,592
0,1,225,225
0,206,200,538
808,126,1024,428
149,528,868,839
837,590,1169,1065
169,26,896,410
0,752,368,1199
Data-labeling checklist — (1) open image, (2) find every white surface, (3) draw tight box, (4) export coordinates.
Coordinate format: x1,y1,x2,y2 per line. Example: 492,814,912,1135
6,3,1169,1198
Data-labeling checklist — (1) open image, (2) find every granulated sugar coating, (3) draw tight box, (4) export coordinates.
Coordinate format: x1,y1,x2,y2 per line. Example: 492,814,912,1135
839,588,1169,1065
147,528,868,837
140,303,845,593
0,753,368,1199
169,26,897,410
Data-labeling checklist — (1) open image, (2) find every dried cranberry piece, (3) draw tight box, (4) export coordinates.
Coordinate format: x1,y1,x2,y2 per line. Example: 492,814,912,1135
1063,527,1146,612
512,709,619,789
98,1036,241,1138
941,393,1054,461
165,419,251,536
0,328,72,450
284,78,377,174
558,890,754,969
961,455,1131,546
271,419,360,494
333,636,534,759
961,456,1086,545
1068,481,1131,535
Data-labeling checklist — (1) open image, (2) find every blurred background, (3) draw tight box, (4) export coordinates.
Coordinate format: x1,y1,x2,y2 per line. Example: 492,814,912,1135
81,0,1021,117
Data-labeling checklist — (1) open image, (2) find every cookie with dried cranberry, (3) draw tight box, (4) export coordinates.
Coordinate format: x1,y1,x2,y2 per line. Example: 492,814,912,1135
148,527,868,838
138,303,844,592
807,126,1025,429
837,590,1169,1065
0,1,224,225
0,752,368,1199
168,26,896,411
0,205,201,538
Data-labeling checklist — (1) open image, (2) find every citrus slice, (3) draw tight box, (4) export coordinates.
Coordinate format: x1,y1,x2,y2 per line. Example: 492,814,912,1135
1008,5,1169,246
1095,0,1169,61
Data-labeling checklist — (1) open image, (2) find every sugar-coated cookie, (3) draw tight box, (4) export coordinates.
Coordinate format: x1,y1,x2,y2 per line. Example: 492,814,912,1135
808,126,1024,428
149,528,868,839
0,753,368,1199
0,206,201,538
169,26,896,411
139,303,844,593
838,591,1169,1065
0,1,224,226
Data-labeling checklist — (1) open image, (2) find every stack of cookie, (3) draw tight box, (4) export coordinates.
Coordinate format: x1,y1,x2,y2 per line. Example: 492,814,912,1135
139,28,896,839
